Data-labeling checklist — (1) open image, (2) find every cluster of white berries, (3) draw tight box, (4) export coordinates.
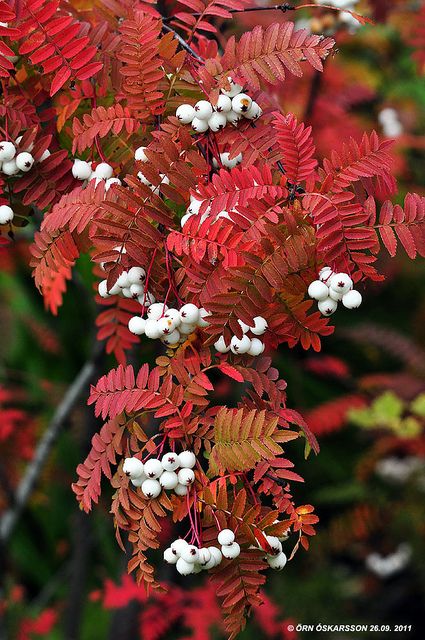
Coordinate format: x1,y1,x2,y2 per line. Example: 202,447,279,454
0,138,49,177
308,267,362,316
214,316,268,356
0,138,52,226
164,539,223,575
128,302,210,346
72,159,121,191
134,146,170,195
175,78,262,134
378,108,403,139
97,265,156,306
123,450,197,499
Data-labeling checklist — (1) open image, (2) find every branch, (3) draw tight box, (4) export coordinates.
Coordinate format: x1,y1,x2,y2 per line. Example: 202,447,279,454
0,344,103,544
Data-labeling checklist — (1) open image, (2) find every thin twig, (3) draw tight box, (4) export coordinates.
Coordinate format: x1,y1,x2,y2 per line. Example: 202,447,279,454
162,23,203,61
163,3,295,22
0,344,103,544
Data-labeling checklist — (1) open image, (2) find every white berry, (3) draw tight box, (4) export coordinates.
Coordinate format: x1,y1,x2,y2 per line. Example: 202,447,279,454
318,297,338,316
237,319,249,334
2,159,19,175
180,545,199,564
130,475,146,487
177,468,195,486
329,273,353,295
267,551,287,570
220,152,243,169
174,483,188,496
178,451,196,469
98,279,110,298
163,547,178,564
198,548,211,565
342,289,362,309
176,557,194,575
192,117,209,133
265,535,282,555
135,146,148,162
163,308,181,330
128,316,146,335
206,546,222,568
161,452,179,471
0,141,16,161
187,198,203,215
116,271,130,288
221,77,243,98
217,529,235,546
179,303,199,324
39,149,51,162
0,205,14,224
197,308,210,328
105,177,121,191
214,336,230,353
157,317,175,335
141,478,161,499
250,316,268,336
319,267,334,282
147,303,167,321
194,100,213,120
230,334,251,354
94,162,113,179
221,541,241,559
176,104,195,124
231,93,252,115
215,94,232,112
226,110,243,126
247,338,264,357
162,329,181,345
72,159,92,180
123,457,145,479
244,101,262,120
179,322,196,336
308,280,330,301
329,288,343,302
208,112,226,132
143,458,163,479
159,470,179,490
170,539,189,556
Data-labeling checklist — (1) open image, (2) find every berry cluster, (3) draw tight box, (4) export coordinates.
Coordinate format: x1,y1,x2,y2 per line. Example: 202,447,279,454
0,138,49,177
97,265,156,306
128,303,210,346
0,138,51,226
308,267,362,316
175,78,262,134
72,159,121,191
214,316,268,356
163,528,289,577
164,539,223,575
123,450,196,499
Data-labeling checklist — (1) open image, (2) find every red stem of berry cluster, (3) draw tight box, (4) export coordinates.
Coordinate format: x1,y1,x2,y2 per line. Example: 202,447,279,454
140,247,158,314
164,241,183,306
